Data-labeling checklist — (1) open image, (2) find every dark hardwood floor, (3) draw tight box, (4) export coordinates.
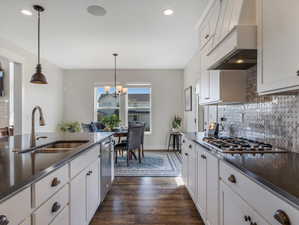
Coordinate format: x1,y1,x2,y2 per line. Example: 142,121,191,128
91,177,204,225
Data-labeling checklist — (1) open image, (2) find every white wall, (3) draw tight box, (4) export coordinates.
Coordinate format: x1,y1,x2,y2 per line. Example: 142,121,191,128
183,50,204,132
0,37,64,134
63,69,184,149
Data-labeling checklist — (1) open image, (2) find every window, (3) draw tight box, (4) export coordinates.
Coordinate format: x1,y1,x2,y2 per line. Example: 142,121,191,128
94,86,152,133
95,87,120,122
127,87,151,132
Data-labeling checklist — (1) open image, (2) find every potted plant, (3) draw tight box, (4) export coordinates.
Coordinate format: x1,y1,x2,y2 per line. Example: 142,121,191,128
58,121,81,133
171,115,182,132
101,114,121,131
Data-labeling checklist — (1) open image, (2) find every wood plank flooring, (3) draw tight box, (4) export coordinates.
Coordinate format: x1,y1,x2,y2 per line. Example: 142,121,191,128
90,177,204,225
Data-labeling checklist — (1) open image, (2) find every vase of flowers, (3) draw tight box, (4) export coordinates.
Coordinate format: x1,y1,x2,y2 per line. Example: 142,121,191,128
171,115,182,132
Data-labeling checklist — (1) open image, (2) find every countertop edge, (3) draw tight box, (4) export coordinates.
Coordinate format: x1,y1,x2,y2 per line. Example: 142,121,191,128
0,133,113,204
183,132,299,210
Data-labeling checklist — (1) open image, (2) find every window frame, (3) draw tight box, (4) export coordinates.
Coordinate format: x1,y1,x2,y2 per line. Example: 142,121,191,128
94,87,121,122
94,85,152,135
126,86,152,135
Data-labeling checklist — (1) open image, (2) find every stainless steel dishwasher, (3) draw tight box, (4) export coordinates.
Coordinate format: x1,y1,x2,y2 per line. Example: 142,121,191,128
100,138,113,201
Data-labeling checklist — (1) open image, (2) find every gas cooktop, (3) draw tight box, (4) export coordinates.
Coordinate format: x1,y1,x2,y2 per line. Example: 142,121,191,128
202,137,287,154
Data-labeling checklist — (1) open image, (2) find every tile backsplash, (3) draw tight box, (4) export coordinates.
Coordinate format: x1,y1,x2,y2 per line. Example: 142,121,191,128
211,66,299,152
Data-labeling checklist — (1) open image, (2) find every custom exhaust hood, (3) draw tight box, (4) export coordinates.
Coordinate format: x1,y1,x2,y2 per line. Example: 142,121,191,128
206,0,257,70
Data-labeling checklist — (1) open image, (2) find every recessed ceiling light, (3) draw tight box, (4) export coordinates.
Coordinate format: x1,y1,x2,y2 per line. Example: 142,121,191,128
87,5,107,16
21,9,32,16
163,9,174,16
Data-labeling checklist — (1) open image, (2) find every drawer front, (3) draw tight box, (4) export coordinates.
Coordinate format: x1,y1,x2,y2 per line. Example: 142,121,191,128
33,184,69,225
33,164,69,207
50,205,69,225
220,161,299,225
0,187,31,225
70,145,99,178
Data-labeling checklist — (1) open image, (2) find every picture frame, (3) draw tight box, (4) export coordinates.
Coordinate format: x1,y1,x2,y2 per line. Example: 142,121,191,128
184,86,192,111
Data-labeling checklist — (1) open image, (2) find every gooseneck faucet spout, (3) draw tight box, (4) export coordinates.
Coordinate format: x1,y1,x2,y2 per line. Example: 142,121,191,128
30,106,46,147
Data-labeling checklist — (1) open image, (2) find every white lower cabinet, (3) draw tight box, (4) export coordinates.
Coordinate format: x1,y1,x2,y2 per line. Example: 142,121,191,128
33,184,69,225
220,182,268,225
70,158,99,225
181,138,189,187
197,146,207,220
0,187,31,225
86,160,99,222
70,169,87,225
196,144,219,225
188,143,197,201
50,206,69,225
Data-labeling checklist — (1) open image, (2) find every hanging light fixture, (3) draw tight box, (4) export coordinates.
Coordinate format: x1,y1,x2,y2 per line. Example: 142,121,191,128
112,53,127,96
30,5,48,84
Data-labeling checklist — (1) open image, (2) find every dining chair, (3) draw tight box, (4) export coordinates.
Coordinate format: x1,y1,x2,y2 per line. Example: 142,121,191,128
128,122,145,158
114,123,143,166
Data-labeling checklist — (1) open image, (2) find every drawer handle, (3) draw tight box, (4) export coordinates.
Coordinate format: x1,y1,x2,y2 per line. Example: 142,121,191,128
0,215,9,225
244,215,251,222
274,210,290,225
182,140,185,143
201,154,207,159
185,153,188,156
297,70,299,76
51,202,61,213
188,145,192,149
51,177,61,187
228,175,237,184
250,223,257,225
205,34,210,39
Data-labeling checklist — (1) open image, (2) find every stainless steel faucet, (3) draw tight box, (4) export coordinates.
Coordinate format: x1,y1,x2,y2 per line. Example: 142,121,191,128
30,106,46,147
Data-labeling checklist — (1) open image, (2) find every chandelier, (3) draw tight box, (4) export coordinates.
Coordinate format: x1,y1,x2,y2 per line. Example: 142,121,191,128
104,53,127,96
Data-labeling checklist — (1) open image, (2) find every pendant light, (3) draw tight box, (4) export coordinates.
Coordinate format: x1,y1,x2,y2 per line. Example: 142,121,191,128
30,5,48,84
106,53,127,96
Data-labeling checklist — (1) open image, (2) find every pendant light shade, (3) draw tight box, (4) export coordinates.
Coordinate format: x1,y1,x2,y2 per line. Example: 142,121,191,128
30,5,48,84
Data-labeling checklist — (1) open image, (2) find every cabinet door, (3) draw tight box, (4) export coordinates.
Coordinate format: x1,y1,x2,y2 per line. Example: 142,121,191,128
200,70,210,103
258,0,299,93
182,139,189,186
187,144,197,200
209,71,220,103
220,182,269,225
206,152,219,225
70,170,86,225
86,160,99,222
197,148,207,220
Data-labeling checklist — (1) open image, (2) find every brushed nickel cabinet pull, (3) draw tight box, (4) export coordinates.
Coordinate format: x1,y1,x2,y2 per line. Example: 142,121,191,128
0,215,9,225
201,155,207,159
228,174,237,184
274,210,290,225
51,177,61,187
51,202,61,213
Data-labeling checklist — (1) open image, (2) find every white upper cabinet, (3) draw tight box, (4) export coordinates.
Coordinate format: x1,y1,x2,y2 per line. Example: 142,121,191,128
199,70,247,105
200,0,221,51
257,0,299,94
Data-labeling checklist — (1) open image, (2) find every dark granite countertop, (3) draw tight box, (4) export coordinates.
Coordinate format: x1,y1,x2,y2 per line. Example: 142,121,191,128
183,132,299,209
0,132,113,203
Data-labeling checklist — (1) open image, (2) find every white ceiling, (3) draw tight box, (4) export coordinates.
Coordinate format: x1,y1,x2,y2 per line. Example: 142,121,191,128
0,0,208,69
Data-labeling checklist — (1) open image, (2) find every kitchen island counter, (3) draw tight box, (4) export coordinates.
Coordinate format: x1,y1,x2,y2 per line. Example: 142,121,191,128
0,132,113,202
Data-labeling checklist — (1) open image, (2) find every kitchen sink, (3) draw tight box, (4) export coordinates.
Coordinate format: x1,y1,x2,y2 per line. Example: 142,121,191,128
16,140,89,154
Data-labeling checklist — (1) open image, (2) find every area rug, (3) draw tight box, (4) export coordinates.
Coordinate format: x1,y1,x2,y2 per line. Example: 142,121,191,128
115,151,182,177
